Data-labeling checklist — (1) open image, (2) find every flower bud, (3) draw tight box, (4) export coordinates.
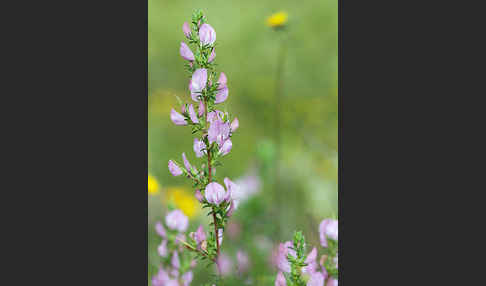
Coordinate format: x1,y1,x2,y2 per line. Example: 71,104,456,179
180,42,195,61
155,221,166,238
182,152,193,173
195,189,204,203
195,225,206,244
157,240,168,257
199,23,216,45
170,109,187,125
165,209,188,232
217,72,227,89
204,182,227,206
218,228,223,245
182,22,191,39
231,118,239,132
190,68,208,101
168,160,183,176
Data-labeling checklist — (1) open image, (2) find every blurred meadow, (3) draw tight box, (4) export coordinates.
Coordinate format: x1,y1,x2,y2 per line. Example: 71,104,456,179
148,0,337,284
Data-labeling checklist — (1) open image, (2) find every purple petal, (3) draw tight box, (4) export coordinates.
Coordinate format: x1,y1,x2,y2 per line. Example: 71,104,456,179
182,152,192,172
215,86,228,104
182,22,191,39
326,278,338,286
195,225,206,244
199,23,216,45
217,72,227,89
168,160,183,176
180,42,195,61
275,272,287,286
188,104,199,123
237,251,249,274
181,271,193,286
208,48,216,62
307,272,325,286
226,199,235,217
193,138,206,158
219,139,232,156
218,228,223,245
170,109,187,125
198,100,205,116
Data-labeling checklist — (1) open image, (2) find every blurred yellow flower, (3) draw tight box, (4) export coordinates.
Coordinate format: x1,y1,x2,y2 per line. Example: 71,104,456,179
266,11,288,28
148,175,160,195
165,187,199,218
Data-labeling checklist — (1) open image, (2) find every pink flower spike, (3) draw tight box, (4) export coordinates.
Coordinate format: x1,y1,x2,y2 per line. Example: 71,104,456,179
208,48,216,62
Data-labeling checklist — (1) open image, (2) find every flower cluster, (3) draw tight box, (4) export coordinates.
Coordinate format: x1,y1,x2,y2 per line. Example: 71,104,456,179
167,9,239,273
152,210,196,286
275,219,338,286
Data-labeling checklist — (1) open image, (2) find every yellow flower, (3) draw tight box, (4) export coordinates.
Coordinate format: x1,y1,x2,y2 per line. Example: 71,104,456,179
148,175,160,195
165,187,199,218
266,11,288,28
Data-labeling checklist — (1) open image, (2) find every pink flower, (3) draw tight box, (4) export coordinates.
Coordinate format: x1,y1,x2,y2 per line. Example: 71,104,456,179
170,109,187,125
190,68,208,101
199,23,216,45
275,271,287,286
326,278,338,286
155,222,166,238
277,241,296,273
302,247,318,275
181,271,193,286
193,138,206,158
157,240,168,257
168,160,183,176
307,272,325,286
216,252,232,276
319,219,338,247
204,182,229,206
165,210,188,232
180,42,195,61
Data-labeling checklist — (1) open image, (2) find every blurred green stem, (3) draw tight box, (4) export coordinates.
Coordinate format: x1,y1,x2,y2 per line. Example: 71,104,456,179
274,34,288,212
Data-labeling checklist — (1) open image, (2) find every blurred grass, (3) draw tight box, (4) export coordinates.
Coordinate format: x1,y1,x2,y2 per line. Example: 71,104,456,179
149,0,337,284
